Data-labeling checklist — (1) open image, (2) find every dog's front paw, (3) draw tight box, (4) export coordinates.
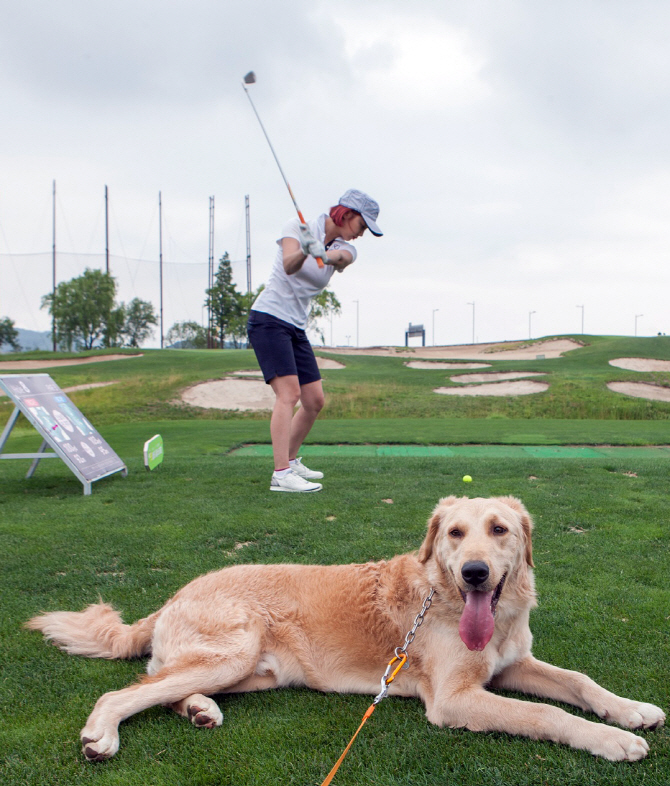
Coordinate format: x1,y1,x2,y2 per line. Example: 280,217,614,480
80,728,120,761
186,694,223,729
593,727,649,761
620,702,666,731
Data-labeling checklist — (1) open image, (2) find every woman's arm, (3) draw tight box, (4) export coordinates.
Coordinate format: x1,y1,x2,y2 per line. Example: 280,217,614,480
282,238,354,275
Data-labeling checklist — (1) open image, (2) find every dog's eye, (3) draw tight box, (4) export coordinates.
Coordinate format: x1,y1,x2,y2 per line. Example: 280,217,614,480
492,525,507,535
449,528,463,538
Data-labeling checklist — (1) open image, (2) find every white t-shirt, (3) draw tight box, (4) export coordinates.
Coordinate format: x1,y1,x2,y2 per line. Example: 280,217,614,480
251,214,357,329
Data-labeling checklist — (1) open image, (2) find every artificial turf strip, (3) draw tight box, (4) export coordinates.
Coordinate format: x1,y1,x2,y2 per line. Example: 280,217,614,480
232,444,670,459
1,450,668,786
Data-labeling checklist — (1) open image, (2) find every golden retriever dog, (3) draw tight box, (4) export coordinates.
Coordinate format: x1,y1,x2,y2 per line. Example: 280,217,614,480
27,496,664,762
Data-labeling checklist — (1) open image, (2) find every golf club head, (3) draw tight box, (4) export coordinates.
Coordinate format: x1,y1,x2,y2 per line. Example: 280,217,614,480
243,71,256,85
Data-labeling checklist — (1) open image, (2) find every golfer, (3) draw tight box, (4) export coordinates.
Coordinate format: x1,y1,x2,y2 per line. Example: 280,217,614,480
247,189,382,492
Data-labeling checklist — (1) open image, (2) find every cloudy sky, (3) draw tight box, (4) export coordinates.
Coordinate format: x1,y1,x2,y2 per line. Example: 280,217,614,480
1,0,669,348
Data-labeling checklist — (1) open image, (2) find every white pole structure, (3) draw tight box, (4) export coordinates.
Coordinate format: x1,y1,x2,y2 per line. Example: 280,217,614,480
577,304,584,334
635,314,643,336
159,191,164,349
432,308,439,345
52,180,56,352
529,310,536,339
354,300,359,347
105,185,110,274
245,195,252,295
208,196,215,348
467,302,475,345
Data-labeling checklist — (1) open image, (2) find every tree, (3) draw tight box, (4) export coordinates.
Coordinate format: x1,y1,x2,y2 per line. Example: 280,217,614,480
307,289,342,345
0,317,20,351
41,271,158,351
166,321,207,349
121,298,158,348
103,304,127,348
41,268,116,350
227,286,264,348
205,253,243,348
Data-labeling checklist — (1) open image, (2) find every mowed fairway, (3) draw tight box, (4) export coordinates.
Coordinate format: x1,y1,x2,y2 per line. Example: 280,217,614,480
0,335,669,785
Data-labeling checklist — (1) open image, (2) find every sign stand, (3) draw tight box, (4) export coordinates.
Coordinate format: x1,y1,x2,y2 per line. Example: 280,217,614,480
0,374,127,495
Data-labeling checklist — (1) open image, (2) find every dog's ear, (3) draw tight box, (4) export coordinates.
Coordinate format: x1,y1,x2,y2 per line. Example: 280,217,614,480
418,513,441,563
418,497,459,563
499,496,535,568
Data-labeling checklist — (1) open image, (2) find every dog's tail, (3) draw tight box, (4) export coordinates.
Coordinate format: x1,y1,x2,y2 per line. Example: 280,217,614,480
25,602,158,659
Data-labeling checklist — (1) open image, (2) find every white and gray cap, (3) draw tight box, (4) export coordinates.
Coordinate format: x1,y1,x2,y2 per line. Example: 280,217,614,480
338,189,383,236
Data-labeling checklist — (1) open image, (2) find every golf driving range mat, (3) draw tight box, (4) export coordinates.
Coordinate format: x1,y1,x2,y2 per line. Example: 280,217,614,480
231,445,670,459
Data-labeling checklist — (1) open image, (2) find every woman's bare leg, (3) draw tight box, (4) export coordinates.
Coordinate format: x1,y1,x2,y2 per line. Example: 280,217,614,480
269,375,301,470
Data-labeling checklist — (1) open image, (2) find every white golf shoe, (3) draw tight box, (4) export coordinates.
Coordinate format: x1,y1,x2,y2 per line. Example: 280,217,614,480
289,457,324,480
270,470,322,493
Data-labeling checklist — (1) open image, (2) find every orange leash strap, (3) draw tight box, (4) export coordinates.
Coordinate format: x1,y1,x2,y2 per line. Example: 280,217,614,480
319,653,407,786
319,703,376,786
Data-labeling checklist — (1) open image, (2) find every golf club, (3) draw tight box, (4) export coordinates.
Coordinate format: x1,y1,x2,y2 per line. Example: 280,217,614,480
241,71,325,268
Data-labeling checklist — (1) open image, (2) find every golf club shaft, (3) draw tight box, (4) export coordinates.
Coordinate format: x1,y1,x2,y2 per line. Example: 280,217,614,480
242,82,325,268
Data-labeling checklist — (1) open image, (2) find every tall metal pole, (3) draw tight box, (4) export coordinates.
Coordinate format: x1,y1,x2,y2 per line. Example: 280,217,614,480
159,191,164,349
245,195,252,295
353,300,359,348
105,185,110,274
208,196,215,348
52,180,57,352
467,302,475,345
432,308,439,346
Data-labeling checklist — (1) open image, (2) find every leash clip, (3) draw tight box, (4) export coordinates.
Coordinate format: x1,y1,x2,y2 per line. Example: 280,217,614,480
373,652,407,705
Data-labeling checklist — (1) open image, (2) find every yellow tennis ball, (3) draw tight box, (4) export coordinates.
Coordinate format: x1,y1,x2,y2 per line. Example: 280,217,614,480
462,475,473,483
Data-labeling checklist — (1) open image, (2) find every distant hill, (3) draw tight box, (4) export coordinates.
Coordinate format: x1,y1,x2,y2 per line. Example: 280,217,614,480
0,328,52,353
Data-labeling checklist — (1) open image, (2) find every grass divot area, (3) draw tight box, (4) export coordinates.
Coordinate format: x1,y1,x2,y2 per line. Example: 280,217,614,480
232,444,670,459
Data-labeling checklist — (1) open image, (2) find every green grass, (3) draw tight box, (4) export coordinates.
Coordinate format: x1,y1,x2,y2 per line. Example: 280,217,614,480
1,337,669,784
1,443,669,785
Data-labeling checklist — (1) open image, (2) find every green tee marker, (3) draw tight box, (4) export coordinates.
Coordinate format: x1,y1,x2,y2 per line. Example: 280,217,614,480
143,434,164,470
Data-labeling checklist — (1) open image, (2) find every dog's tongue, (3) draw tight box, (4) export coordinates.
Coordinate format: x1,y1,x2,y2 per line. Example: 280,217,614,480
459,591,495,651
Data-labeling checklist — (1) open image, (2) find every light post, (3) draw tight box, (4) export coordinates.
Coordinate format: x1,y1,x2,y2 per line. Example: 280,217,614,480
529,310,536,339
467,302,475,345
577,305,584,334
353,300,359,348
635,314,643,336
346,335,351,346
432,308,439,346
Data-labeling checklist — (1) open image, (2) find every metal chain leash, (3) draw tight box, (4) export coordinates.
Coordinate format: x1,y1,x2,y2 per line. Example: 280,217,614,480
373,587,435,705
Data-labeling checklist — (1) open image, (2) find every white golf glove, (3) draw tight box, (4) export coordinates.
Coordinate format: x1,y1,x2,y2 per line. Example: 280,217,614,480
299,224,326,261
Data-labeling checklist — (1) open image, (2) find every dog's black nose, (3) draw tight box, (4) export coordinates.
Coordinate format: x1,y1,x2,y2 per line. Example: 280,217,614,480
461,561,490,587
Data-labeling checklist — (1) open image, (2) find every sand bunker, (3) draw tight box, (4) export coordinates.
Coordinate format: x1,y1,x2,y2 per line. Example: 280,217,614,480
405,361,491,370
607,382,670,402
0,380,118,398
609,358,670,372
450,371,546,384
182,357,346,411
182,379,275,411
0,354,142,370
434,380,549,397
316,357,345,369
229,358,344,379
328,338,581,361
